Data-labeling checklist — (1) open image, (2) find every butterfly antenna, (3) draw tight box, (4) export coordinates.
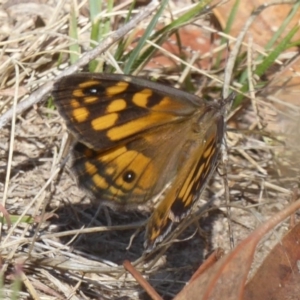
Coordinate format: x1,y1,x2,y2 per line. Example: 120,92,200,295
221,92,236,110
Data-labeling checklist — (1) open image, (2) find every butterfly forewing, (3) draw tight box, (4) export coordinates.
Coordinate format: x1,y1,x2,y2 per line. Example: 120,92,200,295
53,73,202,150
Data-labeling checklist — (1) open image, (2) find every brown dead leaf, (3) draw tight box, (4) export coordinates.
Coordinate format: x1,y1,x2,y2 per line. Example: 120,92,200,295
145,25,214,70
173,199,300,300
132,22,220,73
213,0,300,48
244,221,300,300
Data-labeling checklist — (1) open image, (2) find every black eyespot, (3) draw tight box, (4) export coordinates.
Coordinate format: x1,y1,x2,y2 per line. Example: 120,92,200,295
122,170,136,183
87,88,98,94
83,85,105,96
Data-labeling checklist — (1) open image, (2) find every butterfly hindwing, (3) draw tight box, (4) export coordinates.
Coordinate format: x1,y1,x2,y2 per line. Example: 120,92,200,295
145,112,224,250
71,123,192,207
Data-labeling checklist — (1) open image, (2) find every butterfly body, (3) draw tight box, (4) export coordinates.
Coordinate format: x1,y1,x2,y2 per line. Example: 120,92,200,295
52,73,226,250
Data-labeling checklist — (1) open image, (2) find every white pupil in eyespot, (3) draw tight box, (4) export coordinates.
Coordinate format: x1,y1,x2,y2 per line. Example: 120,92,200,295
89,88,98,94
123,171,135,183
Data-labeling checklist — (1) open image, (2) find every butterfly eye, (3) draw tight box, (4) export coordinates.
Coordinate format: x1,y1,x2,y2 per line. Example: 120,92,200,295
122,170,136,183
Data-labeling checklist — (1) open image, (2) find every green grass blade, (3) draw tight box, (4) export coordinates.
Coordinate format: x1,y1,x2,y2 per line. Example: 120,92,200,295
215,0,241,67
89,0,102,46
256,27,299,78
234,23,300,106
158,0,212,33
264,1,300,51
10,269,22,300
110,0,137,73
0,215,34,224
69,4,80,64
89,0,102,71
101,0,113,40
123,0,169,74
89,0,114,72
123,0,212,74
239,3,300,85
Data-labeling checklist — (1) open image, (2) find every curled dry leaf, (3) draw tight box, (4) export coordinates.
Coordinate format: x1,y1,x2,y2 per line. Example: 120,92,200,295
244,221,300,300
173,199,300,300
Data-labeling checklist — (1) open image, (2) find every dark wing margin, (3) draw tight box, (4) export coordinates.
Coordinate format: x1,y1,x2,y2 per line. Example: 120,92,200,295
145,114,225,251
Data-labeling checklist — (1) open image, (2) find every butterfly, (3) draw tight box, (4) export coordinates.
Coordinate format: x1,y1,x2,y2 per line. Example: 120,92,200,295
52,73,228,251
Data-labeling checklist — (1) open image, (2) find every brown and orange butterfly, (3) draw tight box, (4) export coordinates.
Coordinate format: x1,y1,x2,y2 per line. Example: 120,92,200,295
52,73,228,251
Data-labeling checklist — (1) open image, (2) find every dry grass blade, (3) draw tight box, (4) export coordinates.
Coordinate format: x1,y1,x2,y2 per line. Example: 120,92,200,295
0,0,159,129
1,0,300,299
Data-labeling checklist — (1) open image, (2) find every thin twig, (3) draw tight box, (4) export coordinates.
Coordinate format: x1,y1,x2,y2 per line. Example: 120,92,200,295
0,0,159,129
123,260,163,300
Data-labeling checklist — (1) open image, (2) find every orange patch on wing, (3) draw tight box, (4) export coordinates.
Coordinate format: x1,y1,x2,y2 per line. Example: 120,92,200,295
84,96,99,104
105,82,129,96
106,99,127,113
92,174,109,189
72,107,89,122
107,112,173,141
132,89,153,108
85,161,97,175
91,113,118,130
70,99,80,108
78,80,100,88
